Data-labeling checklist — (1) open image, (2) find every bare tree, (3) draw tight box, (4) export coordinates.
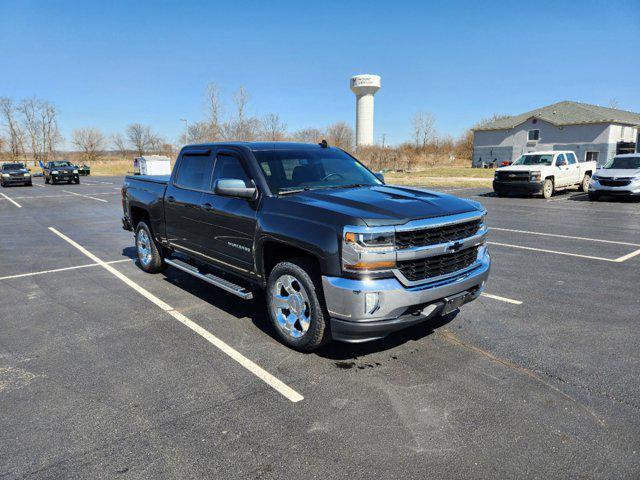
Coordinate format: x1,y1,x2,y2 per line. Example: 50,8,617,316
187,121,211,144
111,133,129,158
260,113,287,141
125,123,157,156
16,98,60,163
326,122,354,151
411,112,436,148
290,127,324,144
608,98,620,109
19,98,41,163
72,127,105,162
39,100,61,161
205,83,223,141
0,97,25,161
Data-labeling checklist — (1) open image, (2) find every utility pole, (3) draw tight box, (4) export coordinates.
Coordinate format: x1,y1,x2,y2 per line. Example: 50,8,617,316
180,118,188,145
381,133,387,148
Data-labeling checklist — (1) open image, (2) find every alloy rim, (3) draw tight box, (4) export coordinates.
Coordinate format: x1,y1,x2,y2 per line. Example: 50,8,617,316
136,229,152,266
271,274,311,339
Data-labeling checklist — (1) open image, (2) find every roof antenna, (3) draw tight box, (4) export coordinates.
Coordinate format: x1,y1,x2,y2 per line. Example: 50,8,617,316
319,139,328,148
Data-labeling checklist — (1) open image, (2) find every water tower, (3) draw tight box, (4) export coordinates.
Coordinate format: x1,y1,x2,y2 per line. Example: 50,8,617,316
350,74,381,147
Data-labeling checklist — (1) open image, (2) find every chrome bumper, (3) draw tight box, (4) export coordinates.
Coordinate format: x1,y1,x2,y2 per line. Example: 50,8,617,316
589,180,640,195
322,248,490,342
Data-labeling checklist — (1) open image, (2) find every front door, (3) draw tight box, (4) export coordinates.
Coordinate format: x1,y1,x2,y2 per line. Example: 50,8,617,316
199,150,258,275
164,152,214,257
554,153,571,186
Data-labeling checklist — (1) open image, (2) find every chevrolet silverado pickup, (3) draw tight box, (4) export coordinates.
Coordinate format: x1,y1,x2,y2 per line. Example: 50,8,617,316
588,153,640,200
493,151,595,199
121,142,490,351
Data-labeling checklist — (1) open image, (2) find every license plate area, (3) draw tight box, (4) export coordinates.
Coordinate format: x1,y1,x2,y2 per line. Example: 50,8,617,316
442,291,470,314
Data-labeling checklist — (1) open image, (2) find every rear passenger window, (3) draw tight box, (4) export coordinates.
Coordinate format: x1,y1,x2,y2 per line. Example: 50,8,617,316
213,154,251,186
174,155,214,191
566,153,577,164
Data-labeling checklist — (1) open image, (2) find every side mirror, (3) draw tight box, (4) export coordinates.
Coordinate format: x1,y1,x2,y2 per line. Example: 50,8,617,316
375,172,385,183
215,178,257,200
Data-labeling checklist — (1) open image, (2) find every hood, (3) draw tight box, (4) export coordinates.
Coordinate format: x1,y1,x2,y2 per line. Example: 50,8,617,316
497,165,548,172
281,185,480,226
52,166,76,172
3,168,29,174
596,169,640,178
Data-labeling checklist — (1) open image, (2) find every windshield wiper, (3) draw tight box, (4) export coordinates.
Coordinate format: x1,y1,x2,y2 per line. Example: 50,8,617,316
277,187,315,195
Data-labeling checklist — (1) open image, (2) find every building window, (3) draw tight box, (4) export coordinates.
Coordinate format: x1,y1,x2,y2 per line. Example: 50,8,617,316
528,129,540,141
585,151,599,163
621,126,626,139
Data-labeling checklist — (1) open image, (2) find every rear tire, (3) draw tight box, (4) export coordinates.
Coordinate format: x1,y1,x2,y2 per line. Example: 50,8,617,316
45,176,49,184
581,174,591,192
135,221,165,273
588,193,600,201
542,178,554,199
266,258,331,352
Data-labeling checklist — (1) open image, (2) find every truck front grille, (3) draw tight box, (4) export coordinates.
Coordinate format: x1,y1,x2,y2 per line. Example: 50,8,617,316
599,178,631,187
397,246,479,283
395,219,482,249
496,171,530,182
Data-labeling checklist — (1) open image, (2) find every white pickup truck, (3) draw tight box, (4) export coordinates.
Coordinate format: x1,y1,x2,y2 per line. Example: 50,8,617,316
493,151,596,199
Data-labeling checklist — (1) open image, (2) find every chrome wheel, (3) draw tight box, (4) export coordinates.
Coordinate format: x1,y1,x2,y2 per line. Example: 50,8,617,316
136,229,152,267
271,274,311,339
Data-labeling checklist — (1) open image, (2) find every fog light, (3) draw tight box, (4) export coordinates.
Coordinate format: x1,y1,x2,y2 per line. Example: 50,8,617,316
365,292,380,315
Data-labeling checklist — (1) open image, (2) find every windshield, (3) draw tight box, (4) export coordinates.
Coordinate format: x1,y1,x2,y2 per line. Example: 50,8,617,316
50,161,73,167
2,163,25,170
512,154,554,166
253,148,382,194
603,156,640,170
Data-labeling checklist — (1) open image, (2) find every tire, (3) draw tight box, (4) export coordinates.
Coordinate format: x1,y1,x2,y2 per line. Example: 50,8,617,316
74,178,80,184
588,193,600,201
134,221,165,273
27,181,32,187
266,258,331,351
542,178,554,199
581,174,591,193
44,176,49,184
0,181,5,188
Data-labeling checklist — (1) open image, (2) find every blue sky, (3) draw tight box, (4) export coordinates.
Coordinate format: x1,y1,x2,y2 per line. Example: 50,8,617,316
1,0,639,147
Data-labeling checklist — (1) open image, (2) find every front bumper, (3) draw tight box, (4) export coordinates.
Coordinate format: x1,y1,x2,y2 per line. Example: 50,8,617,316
589,180,640,197
493,180,543,195
322,248,491,343
1,176,31,185
52,173,79,182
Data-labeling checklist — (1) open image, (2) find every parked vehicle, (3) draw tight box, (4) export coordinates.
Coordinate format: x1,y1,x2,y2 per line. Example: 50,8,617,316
77,164,91,176
588,154,640,200
43,161,80,184
133,155,172,176
493,151,596,199
1,162,32,187
121,142,490,351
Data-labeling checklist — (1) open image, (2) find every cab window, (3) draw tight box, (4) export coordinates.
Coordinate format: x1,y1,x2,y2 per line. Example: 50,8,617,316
212,154,251,187
174,154,214,191
566,153,577,165
555,154,566,166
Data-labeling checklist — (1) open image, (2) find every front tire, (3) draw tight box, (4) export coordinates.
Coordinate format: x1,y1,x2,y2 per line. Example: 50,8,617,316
266,258,331,351
135,221,165,273
581,174,591,193
542,178,554,199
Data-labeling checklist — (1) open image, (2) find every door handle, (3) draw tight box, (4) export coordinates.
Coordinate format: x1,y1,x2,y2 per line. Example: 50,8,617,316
201,202,213,211
166,196,175,203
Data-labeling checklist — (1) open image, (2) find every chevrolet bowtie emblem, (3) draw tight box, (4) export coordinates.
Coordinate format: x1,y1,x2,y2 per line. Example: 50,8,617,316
447,241,463,253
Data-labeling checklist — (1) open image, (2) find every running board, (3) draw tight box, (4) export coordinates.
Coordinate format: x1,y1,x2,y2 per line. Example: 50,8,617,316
165,258,253,300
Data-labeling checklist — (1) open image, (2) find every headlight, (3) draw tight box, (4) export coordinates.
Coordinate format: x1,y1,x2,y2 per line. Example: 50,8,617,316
342,228,396,273
1,173,9,178
530,171,541,181
23,173,30,177
52,170,59,174
632,176,640,184
73,169,78,174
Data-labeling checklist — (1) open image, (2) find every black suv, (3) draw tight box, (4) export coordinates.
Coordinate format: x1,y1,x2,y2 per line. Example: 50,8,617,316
44,161,80,185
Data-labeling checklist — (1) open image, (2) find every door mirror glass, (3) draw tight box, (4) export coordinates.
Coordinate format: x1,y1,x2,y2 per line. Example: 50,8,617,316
215,178,257,200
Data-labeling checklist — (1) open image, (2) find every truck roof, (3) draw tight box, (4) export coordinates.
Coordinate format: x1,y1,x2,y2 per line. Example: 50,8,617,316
183,141,334,152
522,150,572,155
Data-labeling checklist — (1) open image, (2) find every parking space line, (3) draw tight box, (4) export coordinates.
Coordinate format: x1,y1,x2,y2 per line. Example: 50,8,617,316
614,248,640,263
0,192,22,208
480,293,523,305
0,259,130,281
488,241,620,262
490,227,640,247
62,190,108,203
48,226,304,403
33,183,45,187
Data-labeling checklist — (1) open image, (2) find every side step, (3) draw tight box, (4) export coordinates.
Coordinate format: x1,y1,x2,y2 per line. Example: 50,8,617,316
165,258,253,300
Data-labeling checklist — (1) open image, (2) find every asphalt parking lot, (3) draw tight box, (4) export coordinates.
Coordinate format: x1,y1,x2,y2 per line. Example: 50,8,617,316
1,176,639,479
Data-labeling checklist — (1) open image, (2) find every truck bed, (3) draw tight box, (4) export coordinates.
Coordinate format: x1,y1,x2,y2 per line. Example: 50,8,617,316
124,174,170,184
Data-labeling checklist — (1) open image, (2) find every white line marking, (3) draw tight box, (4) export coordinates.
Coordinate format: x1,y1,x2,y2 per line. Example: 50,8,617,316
48,227,303,403
0,259,130,281
614,248,640,263
481,293,523,305
488,241,619,262
490,227,640,247
62,190,108,203
0,192,22,208
33,183,45,187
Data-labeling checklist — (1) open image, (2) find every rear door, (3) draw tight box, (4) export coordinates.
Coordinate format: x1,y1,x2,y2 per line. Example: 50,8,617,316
164,150,214,257
565,152,581,184
198,149,258,275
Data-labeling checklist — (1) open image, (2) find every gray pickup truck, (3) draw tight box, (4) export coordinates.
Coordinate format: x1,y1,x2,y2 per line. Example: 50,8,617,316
122,142,491,351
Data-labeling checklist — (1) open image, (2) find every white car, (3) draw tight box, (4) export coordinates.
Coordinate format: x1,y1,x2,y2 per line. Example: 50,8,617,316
588,154,640,200
493,151,596,199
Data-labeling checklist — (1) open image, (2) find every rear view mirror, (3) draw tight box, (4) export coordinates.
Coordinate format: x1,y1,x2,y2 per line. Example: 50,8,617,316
375,172,385,183
215,178,257,200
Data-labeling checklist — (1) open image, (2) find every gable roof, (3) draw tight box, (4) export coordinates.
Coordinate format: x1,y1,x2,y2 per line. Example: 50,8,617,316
474,101,640,131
